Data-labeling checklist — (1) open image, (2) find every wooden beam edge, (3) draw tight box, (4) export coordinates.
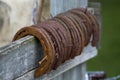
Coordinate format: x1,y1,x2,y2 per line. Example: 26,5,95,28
0,35,34,56
16,44,97,80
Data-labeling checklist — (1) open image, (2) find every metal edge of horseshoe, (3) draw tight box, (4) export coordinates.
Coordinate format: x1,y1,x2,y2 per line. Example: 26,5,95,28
54,15,75,60
69,9,93,46
52,18,73,62
77,8,100,47
43,20,66,69
12,26,55,78
63,12,83,57
47,20,68,64
56,14,79,59
65,12,85,55
33,23,62,69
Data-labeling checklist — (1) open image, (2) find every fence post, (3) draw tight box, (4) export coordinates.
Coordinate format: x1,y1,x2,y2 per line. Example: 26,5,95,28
50,0,88,16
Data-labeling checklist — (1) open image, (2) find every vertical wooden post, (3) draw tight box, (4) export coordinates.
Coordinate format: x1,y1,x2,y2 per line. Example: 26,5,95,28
50,0,88,16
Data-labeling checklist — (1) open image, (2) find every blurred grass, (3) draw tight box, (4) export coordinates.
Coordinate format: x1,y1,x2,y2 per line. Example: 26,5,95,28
88,0,120,77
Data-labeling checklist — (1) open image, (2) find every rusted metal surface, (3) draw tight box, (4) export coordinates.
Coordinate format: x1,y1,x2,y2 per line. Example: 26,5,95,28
69,9,93,45
88,2,101,48
53,18,73,61
13,8,99,78
13,27,56,78
78,8,100,46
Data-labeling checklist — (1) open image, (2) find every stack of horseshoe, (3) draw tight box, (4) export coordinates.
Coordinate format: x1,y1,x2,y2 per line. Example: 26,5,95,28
13,8,99,78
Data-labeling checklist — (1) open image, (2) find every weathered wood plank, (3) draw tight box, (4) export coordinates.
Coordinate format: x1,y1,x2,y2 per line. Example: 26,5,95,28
16,63,86,80
15,44,97,80
0,36,97,80
0,35,97,80
50,0,88,16
0,36,43,80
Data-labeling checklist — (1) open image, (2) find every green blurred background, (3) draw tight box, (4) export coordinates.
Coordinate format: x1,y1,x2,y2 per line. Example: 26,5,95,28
88,0,120,77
